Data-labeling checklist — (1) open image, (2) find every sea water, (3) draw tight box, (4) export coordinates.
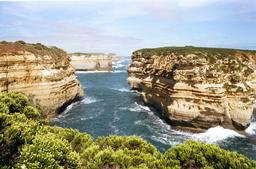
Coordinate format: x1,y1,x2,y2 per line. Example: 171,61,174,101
53,58,256,160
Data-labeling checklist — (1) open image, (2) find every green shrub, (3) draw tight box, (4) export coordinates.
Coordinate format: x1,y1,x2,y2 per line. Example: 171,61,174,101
0,92,28,113
17,133,81,169
23,106,41,119
0,102,9,114
3,113,41,144
83,136,166,169
164,140,256,169
40,126,94,153
0,92,255,169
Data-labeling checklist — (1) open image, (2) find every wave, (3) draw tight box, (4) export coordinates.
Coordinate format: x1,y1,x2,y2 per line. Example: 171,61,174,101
76,71,110,74
135,102,151,111
245,122,256,135
112,61,127,69
81,96,98,104
151,135,182,146
112,70,126,73
110,87,131,93
120,102,151,112
188,126,244,144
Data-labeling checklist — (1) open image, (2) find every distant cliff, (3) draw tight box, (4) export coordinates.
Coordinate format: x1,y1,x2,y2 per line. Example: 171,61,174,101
128,46,256,131
0,41,84,117
69,52,118,71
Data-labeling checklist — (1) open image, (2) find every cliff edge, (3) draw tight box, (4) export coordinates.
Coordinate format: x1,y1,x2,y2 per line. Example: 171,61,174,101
0,41,84,117
128,46,256,131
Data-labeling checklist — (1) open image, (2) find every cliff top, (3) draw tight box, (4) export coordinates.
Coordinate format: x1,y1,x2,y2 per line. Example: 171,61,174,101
135,46,256,60
0,41,67,60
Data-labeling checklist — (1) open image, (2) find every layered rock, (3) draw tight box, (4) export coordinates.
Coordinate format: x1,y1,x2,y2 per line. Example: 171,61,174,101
69,52,115,71
128,46,256,131
0,41,84,117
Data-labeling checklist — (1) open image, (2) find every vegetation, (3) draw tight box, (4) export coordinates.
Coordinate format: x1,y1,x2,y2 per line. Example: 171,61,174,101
135,46,256,57
0,40,67,61
0,92,255,169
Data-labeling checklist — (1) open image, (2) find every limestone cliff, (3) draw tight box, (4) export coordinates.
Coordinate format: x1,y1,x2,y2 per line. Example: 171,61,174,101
128,46,256,131
69,53,114,71
0,41,84,117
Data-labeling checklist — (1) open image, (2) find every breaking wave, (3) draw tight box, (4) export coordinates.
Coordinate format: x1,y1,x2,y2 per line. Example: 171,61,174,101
110,88,131,92
81,96,98,104
245,122,256,135
77,70,126,73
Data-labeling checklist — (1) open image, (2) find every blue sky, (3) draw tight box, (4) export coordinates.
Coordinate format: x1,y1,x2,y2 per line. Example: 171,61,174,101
0,0,255,55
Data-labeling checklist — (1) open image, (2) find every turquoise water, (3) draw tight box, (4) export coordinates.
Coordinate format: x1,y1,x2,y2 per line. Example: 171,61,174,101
53,59,256,159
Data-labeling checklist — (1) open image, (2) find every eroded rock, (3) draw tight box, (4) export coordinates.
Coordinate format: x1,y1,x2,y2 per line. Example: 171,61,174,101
128,46,256,131
0,41,84,117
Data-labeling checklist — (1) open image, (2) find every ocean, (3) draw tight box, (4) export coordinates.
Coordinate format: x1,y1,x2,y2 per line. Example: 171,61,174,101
53,58,256,160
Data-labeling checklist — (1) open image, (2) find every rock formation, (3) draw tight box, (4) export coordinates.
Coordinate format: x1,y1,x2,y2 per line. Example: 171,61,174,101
128,46,256,131
69,52,115,71
0,41,84,117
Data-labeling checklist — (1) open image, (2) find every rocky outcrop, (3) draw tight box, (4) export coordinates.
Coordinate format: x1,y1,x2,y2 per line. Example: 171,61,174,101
128,46,256,131
0,41,84,117
69,53,114,71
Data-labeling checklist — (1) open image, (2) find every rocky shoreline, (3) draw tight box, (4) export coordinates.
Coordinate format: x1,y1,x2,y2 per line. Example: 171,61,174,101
0,41,84,117
128,46,256,131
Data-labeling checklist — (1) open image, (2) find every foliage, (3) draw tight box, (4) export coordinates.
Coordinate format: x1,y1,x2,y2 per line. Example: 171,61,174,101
0,92,255,169
82,136,165,169
135,46,256,57
17,133,81,169
164,140,256,169
0,92,28,113
23,106,41,119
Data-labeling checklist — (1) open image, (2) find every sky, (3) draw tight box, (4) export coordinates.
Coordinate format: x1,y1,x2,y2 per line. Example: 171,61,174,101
0,0,256,55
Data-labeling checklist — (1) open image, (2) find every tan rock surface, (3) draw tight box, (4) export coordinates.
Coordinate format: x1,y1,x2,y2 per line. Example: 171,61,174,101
69,53,113,71
128,46,256,131
0,41,84,117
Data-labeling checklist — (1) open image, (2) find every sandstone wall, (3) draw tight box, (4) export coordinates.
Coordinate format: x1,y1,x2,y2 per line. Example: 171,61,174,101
0,42,84,117
128,46,256,131
70,54,112,71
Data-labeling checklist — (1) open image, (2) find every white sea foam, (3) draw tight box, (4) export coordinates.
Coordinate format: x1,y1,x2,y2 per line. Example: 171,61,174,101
62,101,80,115
112,70,126,73
120,102,151,112
135,102,151,111
76,71,110,74
110,88,130,92
245,122,256,135
112,61,127,69
80,109,102,121
190,126,244,143
81,97,98,104
151,135,181,146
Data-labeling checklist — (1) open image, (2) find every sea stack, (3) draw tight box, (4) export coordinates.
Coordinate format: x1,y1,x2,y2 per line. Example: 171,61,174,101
0,41,84,117
128,46,256,131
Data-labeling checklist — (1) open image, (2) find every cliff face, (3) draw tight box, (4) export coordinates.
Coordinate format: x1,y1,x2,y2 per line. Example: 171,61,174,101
69,53,113,71
0,41,84,117
128,46,256,131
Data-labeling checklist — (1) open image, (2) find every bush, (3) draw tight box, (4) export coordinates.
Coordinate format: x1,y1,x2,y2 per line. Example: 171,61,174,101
83,136,165,169
164,140,256,169
0,102,9,114
14,40,26,45
0,92,255,169
17,133,81,169
23,106,41,119
0,92,28,113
